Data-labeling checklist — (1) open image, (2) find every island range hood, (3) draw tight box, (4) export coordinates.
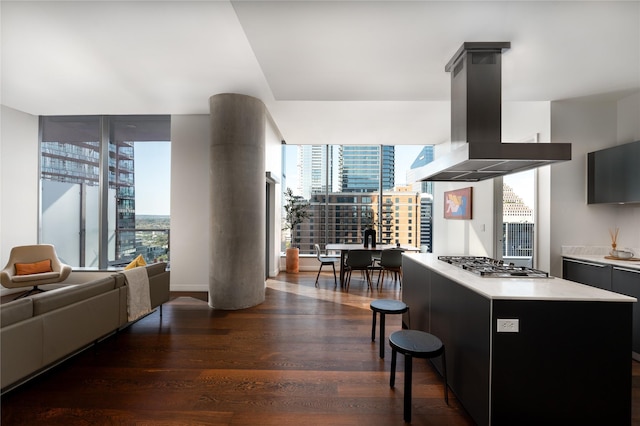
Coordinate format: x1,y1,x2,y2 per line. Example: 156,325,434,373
410,42,571,182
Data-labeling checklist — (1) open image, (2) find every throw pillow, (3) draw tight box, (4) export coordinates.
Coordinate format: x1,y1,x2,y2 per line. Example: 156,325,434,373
124,254,147,270
15,259,53,275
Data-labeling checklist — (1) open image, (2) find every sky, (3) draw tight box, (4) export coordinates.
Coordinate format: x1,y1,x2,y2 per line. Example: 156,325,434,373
134,142,171,215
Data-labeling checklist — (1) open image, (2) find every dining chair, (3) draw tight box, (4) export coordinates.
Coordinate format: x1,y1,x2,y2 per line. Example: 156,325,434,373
376,248,404,288
344,249,374,291
314,244,340,288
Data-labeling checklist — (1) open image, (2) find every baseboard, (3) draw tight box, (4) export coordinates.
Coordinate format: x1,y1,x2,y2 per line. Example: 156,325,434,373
169,284,208,292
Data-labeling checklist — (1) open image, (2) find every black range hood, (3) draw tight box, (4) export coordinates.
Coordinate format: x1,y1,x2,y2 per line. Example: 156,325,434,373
411,42,571,182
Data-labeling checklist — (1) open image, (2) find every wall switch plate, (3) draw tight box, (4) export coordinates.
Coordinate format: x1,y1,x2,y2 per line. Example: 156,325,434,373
497,319,519,333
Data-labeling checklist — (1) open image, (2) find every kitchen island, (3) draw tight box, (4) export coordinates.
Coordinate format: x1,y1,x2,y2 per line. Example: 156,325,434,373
402,253,635,426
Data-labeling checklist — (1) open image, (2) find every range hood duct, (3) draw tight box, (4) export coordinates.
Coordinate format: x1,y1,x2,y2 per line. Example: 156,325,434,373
411,42,571,182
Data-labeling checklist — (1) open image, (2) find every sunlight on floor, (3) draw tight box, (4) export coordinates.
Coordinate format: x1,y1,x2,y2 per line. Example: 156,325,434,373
266,277,401,312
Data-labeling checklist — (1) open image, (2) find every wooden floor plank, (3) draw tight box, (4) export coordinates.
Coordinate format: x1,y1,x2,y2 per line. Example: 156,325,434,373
2,272,638,425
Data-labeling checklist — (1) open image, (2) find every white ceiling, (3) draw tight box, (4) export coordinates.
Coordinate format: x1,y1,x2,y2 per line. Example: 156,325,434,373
2,1,639,146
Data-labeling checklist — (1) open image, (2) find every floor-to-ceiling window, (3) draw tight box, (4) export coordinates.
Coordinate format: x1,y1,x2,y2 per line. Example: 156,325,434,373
282,144,433,255
40,115,171,268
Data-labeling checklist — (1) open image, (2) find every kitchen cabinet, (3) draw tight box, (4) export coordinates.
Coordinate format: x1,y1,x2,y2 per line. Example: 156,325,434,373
405,253,634,426
612,266,640,353
563,256,640,356
562,257,612,290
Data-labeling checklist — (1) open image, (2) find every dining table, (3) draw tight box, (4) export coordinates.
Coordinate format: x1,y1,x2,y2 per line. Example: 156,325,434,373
325,243,419,287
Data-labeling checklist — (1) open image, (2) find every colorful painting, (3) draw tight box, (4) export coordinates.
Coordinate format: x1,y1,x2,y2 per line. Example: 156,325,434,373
444,187,472,220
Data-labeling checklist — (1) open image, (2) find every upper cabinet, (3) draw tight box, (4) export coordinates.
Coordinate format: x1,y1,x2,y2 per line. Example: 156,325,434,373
587,140,640,204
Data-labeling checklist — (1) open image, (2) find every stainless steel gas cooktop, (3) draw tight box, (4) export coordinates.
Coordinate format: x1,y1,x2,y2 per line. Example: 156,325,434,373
437,256,550,278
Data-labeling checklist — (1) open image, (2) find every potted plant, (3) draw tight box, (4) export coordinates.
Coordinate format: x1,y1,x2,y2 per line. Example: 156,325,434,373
282,187,310,273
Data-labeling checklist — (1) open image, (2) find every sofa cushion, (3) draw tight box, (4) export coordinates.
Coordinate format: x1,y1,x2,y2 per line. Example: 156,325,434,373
1,316,44,389
15,259,52,275
32,277,116,316
0,298,34,327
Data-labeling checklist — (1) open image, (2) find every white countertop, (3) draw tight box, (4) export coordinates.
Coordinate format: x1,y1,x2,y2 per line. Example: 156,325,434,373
562,253,640,271
404,253,636,303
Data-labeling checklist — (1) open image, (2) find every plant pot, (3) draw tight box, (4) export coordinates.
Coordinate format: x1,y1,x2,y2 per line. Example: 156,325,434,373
286,247,300,273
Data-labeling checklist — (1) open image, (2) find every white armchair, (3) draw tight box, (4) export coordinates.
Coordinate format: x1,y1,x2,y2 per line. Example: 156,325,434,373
1,244,72,299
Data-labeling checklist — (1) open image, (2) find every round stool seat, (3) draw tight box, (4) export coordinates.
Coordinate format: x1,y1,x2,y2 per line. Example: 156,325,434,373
389,329,443,358
370,299,409,359
370,299,408,314
388,329,448,423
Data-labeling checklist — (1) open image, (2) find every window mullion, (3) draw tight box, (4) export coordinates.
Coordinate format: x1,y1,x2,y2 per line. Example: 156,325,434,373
98,116,110,269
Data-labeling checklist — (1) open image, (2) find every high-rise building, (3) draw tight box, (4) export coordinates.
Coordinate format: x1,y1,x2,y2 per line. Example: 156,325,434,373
297,145,332,199
503,183,533,222
40,135,137,264
410,145,435,195
339,145,394,192
298,187,419,253
419,194,434,252
503,183,534,261
370,186,420,246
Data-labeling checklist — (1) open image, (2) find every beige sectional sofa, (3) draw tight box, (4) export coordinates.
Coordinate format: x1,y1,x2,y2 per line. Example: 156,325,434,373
0,262,170,392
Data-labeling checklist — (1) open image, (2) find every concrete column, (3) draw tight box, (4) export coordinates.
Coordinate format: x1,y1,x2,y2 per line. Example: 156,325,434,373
209,93,266,309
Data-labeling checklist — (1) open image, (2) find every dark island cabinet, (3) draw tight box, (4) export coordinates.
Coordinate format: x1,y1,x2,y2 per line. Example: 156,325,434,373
562,257,612,290
405,255,633,426
402,257,491,425
612,266,640,353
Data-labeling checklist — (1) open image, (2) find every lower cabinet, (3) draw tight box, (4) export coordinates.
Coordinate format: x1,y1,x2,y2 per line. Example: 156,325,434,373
612,266,640,353
563,257,640,355
562,258,612,290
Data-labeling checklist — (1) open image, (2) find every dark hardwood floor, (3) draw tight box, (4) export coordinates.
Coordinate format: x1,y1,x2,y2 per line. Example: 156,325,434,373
2,272,639,425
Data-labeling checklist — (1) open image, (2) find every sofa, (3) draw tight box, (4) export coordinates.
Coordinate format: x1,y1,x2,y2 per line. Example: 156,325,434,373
0,262,170,392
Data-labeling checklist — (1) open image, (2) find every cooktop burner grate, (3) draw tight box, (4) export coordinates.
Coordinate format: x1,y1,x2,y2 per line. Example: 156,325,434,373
438,256,550,278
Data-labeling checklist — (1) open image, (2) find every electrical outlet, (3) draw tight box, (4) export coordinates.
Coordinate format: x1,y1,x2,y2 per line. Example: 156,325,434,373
497,319,519,333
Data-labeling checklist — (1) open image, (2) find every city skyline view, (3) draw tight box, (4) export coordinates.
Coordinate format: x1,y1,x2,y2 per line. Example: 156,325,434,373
285,144,535,210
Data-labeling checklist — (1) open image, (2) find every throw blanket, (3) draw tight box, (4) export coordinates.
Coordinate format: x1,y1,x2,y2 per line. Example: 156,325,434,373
122,267,151,321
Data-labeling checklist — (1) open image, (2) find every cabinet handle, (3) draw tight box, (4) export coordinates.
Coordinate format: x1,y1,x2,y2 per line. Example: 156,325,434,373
564,258,607,268
613,267,640,274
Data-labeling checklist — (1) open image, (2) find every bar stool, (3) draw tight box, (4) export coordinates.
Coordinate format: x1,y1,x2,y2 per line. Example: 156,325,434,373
370,299,409,359
389,329,448,423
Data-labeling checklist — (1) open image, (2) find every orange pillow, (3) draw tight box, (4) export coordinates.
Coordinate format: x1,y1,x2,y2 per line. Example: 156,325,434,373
15,259,53,275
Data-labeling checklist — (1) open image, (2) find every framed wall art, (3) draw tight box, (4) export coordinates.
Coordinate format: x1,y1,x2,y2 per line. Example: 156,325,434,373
444,187,472,220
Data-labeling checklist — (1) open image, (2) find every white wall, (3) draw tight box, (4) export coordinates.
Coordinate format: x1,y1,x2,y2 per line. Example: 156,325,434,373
616,93,640,249
169,114,211,291
548,92,640,277
432,179,496,256
0,106,39,266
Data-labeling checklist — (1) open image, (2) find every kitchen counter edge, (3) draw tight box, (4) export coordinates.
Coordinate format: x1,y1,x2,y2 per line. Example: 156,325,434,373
403,253,636,302
562,253,640,271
